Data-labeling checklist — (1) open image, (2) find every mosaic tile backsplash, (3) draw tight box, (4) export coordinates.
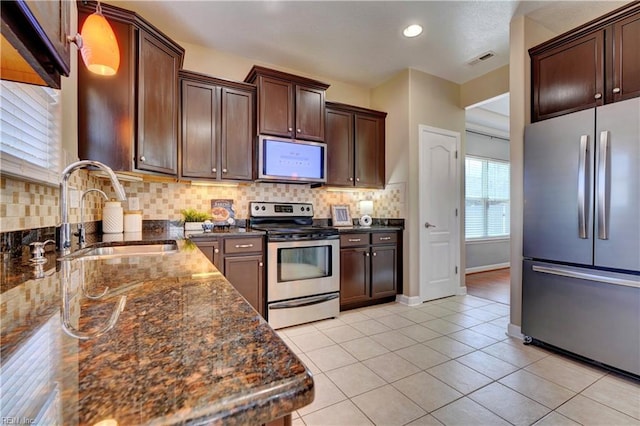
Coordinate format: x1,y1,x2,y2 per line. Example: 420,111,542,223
1,173,405,233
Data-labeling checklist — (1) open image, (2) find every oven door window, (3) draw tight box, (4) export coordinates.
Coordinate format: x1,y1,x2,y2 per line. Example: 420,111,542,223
277,245,332,282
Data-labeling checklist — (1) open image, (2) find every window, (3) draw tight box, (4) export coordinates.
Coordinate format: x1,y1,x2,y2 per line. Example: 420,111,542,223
465,156,510,239
0,80,62,185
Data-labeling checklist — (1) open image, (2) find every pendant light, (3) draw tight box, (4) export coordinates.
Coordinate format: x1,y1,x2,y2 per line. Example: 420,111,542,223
68,1,120,76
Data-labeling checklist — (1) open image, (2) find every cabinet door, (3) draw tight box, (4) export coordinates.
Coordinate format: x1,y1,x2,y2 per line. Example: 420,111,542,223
612,13,640,102
532,31,604,122
181,80,218,179
295,85,325,141
355,114,385,188
224,255,264,315
325,108,354,186
220,87,254,180
258,76,293,138
371,245,398,299
195,240,220,269
340,248,370,306
137,30,180,174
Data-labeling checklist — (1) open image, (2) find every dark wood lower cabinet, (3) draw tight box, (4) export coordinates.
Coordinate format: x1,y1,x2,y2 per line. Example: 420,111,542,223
194,236,265,316
340,231,400,310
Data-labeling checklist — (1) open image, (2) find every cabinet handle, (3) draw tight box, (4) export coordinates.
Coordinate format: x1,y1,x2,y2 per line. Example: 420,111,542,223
288,127,293,132
594,93,602,100
356,177,360,182
214,248,219,254
212,168,217,173
613,87,621,94
379,237,391,241
222,168,228,173
259,262,263,267
365,252,370,257
348,238,361,242
349,177,354,182
235,244,254,248
297,128,301,133
140,156,146,162
373,252,377,257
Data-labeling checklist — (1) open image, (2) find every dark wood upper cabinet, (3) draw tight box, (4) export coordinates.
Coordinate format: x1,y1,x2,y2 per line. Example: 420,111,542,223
245,66,329,141
77,1,184,175
325,102,387,189
180,70,255,181
530,2,640,122
1,0,71,88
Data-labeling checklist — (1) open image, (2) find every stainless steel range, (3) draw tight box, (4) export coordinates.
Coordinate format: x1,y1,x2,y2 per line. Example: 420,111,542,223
250,201,340,329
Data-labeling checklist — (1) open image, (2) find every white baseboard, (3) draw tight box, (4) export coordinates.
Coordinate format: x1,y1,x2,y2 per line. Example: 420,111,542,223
465,262,510,274
457,286,467,295
507,323,524,340
396,294,422,306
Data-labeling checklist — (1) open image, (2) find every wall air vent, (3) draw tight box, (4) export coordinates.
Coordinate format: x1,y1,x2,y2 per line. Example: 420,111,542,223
467,50,496,66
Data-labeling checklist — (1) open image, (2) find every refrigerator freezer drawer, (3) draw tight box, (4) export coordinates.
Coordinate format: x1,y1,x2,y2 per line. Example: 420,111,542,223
522,260,640,376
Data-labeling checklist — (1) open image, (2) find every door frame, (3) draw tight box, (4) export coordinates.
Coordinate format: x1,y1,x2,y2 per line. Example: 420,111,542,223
418,124,463,301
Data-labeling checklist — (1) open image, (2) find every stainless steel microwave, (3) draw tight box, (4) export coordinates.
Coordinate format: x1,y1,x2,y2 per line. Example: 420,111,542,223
257,135,327,183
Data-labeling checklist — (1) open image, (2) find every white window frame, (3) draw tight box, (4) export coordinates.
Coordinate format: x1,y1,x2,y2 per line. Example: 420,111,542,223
465,155,510,241
0,80,62,186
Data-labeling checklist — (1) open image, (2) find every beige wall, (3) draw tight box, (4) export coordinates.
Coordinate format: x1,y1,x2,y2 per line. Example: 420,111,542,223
460,65,509,109
371,69,465,299
179,40,371,108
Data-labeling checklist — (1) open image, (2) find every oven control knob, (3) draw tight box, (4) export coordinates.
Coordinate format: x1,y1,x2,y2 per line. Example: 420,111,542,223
261,206,266,211
254,205,259,210
301,206,304,211
306,207,311,211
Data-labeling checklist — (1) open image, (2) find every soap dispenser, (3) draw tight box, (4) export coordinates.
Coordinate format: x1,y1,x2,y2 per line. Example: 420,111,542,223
102,200,124,233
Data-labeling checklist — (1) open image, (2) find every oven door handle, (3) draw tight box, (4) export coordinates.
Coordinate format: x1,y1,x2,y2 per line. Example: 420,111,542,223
269,293,339,309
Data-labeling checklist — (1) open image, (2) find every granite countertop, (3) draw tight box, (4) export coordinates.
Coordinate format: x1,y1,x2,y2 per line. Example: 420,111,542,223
0,235,313,425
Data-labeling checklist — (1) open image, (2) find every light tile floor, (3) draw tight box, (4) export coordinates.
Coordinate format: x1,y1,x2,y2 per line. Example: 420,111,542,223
276,295,640,426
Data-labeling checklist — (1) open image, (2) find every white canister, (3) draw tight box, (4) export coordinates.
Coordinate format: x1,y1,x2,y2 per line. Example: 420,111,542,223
124,210,142,233
102,200,124,233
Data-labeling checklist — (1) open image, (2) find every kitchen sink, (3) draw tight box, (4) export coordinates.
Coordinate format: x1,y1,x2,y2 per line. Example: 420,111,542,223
60,240,179,260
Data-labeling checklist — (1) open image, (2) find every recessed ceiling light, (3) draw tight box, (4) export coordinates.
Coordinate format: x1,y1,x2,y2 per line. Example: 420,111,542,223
403,24,423,38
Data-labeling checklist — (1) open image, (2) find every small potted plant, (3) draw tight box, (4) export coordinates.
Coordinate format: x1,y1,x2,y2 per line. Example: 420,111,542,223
181,208,211,234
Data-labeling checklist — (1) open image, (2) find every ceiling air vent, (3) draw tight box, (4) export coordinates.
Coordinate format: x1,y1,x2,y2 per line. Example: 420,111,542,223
467,51,496,66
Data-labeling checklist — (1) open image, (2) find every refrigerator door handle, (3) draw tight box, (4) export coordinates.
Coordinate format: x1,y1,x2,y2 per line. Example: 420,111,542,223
597,131,609,240
532,265,640,289
577,134,589,239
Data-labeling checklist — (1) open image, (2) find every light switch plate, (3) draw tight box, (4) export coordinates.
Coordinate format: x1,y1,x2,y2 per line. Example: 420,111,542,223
128,197,140,211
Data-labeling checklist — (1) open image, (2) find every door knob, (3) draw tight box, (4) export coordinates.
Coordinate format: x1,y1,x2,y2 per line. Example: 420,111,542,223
425,222,436,228
613,87,621,94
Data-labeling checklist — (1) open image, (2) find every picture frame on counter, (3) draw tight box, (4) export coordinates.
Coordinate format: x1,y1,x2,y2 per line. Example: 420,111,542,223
331,204,352,226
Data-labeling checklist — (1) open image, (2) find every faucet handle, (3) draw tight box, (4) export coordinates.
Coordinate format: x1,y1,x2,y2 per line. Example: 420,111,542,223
29,239,55,263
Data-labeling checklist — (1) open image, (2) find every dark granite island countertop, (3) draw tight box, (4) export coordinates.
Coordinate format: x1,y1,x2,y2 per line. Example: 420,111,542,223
0,239,313,425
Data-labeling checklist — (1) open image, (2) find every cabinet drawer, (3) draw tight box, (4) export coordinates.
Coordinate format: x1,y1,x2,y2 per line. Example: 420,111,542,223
224,237,263,254
372,232,397,245
340,233,370,247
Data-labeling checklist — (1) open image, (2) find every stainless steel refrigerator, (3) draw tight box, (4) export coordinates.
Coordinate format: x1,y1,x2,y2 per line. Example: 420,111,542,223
523,97,640,377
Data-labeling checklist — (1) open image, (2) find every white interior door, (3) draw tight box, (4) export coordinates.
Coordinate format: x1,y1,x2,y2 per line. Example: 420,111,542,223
419,125,461,301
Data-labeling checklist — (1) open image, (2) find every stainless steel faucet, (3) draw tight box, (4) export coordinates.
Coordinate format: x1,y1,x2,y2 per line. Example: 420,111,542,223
60,160,127,252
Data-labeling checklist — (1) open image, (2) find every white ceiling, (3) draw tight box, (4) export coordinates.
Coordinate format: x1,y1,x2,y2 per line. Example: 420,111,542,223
105,1,628,88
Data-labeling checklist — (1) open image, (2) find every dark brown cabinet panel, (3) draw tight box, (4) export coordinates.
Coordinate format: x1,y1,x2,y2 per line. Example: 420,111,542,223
137,30,179,174
1,0,70,88
224,255,264,315
181,80,218,178
339,231,400,310
195,235,265,316
257,76,294,138
326,108,354,185
371,245,398,299
78,2,184,175
295,85,325,141
613,12,640,102
245,66,329,141
179,70,255,181
532,32,603,121
340,247,370,305
326,102,387,188
530,3,640,122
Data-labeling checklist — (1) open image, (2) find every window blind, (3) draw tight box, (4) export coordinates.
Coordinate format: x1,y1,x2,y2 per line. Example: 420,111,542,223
465,156,510,239
0,80,61,185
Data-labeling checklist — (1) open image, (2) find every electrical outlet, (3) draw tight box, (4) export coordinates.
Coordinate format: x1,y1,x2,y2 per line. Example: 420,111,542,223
69,188,80,209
